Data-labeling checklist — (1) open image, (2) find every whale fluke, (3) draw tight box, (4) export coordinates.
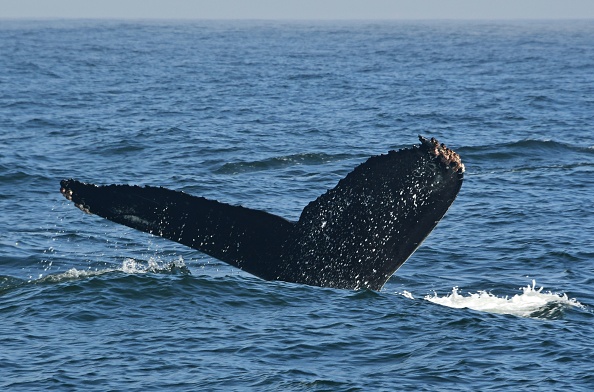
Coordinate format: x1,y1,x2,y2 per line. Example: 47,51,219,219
60,136,464,290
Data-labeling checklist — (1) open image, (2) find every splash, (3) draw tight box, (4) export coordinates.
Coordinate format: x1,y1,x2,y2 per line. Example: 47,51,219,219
422,280,582,318
35,256,190,285
120,256,190,275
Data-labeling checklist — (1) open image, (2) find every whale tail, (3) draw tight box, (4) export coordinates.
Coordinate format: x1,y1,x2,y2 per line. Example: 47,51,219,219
60,136,463,290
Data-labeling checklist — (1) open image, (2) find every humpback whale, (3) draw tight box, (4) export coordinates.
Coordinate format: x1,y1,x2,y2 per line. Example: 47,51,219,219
60,136,464,290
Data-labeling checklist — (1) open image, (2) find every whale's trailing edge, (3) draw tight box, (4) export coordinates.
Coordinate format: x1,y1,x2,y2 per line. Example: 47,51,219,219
60,136,463,290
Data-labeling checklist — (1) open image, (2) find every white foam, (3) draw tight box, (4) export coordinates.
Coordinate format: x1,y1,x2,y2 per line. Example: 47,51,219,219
423,280,582,318
400,290,414,299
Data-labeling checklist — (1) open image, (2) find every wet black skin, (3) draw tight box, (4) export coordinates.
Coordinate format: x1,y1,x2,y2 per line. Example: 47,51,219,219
60,136,463,290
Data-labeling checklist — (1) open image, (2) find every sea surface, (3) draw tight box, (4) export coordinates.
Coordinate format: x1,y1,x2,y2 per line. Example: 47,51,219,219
1,19,593,391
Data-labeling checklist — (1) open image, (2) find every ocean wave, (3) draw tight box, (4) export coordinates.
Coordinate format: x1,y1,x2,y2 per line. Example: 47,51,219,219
0,257,190,294
0,275,26,293
0,168,46,184
214,152,352,174
460,139,593,156
458,139,594,174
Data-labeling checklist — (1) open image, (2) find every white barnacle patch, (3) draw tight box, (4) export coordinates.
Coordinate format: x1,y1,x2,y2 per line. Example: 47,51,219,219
75,203,92,214
61,188,73,200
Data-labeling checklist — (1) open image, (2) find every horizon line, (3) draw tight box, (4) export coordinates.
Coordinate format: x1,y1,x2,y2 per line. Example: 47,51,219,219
2,16,594,22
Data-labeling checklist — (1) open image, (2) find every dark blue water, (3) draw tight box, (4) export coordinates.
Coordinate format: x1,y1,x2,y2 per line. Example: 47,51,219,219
1,19,594,391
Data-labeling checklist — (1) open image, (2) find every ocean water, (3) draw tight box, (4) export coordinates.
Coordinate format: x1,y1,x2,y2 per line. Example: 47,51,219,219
1,19,593,391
